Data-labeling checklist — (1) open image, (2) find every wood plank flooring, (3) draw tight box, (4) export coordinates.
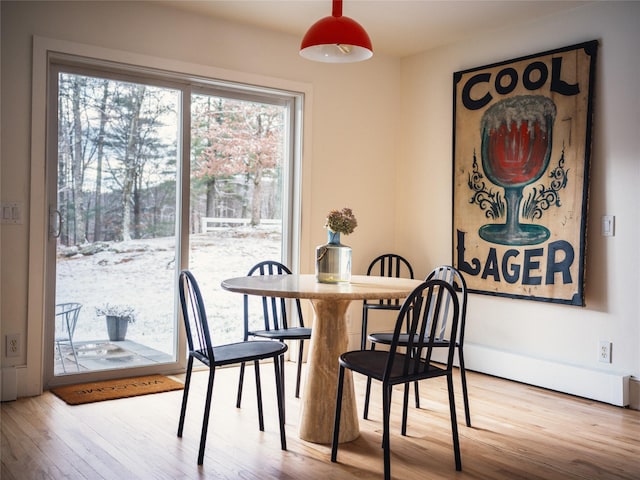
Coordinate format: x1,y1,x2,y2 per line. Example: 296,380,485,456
2,364,639,479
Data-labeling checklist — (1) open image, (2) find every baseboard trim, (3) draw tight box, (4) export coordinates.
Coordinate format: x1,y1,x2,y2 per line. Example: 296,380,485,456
8,344,638,408
435,343,631,407
1,367,18,402
629,377,640,410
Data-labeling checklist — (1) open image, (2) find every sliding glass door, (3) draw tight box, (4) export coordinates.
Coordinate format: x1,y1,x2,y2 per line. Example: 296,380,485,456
44,56,301,386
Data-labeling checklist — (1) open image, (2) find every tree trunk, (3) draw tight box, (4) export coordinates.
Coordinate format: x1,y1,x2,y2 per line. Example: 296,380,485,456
57,99,71,246
206,178,215,217
250,164,263,226
72,79,86,244
121,85,145,241
93,80,109,242
133,177,141,239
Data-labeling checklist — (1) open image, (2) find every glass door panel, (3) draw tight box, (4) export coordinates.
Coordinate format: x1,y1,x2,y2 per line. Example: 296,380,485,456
53,71,180,376
188,94,285,345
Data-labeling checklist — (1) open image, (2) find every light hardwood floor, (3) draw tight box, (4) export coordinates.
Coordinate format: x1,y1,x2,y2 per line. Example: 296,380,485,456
2,364,639,479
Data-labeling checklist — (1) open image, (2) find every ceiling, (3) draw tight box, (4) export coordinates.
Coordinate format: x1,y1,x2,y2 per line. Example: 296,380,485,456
161,0,590,58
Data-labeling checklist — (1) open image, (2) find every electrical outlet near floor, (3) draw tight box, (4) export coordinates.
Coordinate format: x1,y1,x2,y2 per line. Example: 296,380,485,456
598,340,612,363
5,334,20,357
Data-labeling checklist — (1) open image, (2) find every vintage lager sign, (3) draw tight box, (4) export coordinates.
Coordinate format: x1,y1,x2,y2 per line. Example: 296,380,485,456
452,41,598,305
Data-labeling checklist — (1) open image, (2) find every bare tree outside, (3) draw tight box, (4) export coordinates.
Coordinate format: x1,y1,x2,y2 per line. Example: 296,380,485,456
191,94,284,228
57,73,178,244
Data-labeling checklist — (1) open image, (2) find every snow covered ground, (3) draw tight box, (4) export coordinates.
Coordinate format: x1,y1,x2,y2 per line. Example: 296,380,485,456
56,226,282,355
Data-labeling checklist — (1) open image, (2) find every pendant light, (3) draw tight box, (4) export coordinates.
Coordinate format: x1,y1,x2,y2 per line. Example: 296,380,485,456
300,0,373,63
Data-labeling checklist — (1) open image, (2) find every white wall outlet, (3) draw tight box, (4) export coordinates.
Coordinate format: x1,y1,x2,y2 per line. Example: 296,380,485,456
5,334,20,357
598,340,611,363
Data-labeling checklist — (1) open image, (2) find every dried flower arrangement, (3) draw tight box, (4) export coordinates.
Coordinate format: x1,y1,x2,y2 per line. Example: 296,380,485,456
324,207,358,235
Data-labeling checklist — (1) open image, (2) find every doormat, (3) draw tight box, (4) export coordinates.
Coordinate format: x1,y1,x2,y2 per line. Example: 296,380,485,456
51,374,183,405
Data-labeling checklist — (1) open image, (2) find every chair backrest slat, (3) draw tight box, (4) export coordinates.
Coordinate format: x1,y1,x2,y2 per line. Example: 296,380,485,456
365,254,414,306
245,260,303,333
425,265,468,343
179,270,214,362
55,302,82,339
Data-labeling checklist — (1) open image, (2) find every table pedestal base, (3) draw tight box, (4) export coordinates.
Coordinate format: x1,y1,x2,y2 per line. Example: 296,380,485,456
298,298,359,444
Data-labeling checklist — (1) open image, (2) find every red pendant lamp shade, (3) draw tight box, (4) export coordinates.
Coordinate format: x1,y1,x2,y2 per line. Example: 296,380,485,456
300,0,373,63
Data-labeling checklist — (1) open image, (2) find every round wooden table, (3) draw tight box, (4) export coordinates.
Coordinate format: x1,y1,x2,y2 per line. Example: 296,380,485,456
221,273,422,444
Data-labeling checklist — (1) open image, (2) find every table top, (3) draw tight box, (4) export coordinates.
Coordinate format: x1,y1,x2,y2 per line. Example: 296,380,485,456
221,274,422,301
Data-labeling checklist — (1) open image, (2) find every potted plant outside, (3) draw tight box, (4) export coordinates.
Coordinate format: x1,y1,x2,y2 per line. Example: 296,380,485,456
96,304,136,341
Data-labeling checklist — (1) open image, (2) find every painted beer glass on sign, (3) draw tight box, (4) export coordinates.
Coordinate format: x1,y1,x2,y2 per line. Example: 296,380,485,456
479,95,556,246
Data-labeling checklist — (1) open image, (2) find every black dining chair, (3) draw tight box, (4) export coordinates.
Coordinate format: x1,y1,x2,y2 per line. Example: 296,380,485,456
360,254,418,414
177,270,287,465
236,260,311,411
364,265,471,427
331,279,462,480
361,254,414,350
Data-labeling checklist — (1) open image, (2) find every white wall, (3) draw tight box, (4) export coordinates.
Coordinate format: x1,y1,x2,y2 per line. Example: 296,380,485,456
398,1,640,405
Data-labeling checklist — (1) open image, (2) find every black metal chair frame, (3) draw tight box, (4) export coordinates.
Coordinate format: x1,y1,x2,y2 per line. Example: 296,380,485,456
331,279,462,479
55,302,82,373
364,265,471,427
237,260,311,412
361,254,414,350
177,270,287,465
360,254,417,412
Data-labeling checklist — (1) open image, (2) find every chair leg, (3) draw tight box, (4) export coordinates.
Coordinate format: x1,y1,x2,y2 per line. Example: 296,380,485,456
363,343,376,419
401,383,409,436
411,347,420,409
330,365,346,462
279,354,286,421
254,360,265,431
55,341,67,374
295,340,304,398
459,347,471,427
401,381,419,435
273,356,287,450
197,366,216,465
382,384,392,480
361,308,369,350
177,356,194,437
363,377,373,419
68,338,80,372
447,373,462,471
236,361,246,408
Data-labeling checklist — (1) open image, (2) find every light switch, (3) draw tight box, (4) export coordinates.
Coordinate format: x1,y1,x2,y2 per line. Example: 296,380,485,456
602,215,614,237
1,202,23,224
